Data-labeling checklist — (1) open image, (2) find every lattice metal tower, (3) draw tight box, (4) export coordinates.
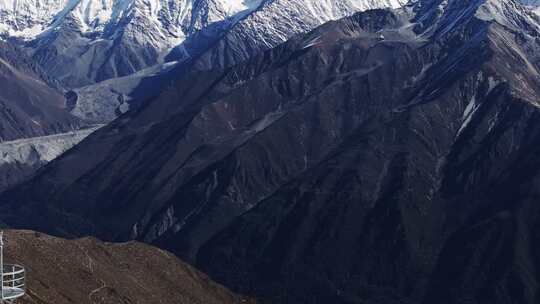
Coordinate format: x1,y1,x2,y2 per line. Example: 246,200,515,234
0,232,25,303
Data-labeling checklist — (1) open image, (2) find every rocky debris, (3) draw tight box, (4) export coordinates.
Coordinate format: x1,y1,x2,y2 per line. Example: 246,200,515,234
0,126,101,192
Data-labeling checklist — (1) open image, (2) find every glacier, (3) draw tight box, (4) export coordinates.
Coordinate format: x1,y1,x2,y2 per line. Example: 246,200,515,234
0,126,101,191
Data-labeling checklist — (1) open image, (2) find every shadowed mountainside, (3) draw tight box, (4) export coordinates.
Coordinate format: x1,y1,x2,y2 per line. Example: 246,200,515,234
0,41,82,142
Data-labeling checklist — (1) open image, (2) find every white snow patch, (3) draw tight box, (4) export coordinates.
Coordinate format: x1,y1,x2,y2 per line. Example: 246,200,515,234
0,126,102,165
217,0,263,16
457,95,479,136
487,76,500,92
302,35,322,49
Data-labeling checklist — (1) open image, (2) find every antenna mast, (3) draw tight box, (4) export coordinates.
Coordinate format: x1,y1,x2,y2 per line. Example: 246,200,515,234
1,231,3,301
0,232,25,303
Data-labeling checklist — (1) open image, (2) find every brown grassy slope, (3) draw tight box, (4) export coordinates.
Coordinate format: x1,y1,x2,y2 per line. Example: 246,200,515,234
2,230,252,304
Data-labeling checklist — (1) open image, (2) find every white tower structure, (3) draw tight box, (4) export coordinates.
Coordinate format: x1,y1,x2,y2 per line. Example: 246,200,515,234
0,232,25,303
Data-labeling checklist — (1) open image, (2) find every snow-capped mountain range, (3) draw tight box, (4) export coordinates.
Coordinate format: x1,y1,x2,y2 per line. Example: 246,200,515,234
189,0,408,69
522,0,540,6
0,0,262,39
0,0,406,88
0,0,404,41
0,0,265,87
0,0,538,97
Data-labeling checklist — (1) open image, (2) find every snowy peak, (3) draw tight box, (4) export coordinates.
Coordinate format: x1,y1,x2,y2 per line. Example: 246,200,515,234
0,0,263,40
1,0,408,88
0,0,123,39
0,0,407,40
214,0,263,16
476,0,540,28
0,0,65,38
57,0,117,34
193,0,407,69
521,0,540,7
0,0,268,87
413,0,540,37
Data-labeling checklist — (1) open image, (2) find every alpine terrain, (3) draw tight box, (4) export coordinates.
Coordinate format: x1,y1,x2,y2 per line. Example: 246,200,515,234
1,0,540,303
1,0,406,122
0,0,406,189
1,0,407,190
0,0,262,87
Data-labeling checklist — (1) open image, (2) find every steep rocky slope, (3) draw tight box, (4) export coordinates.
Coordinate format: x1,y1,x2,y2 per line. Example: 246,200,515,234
198,1,540,303
190,0,407,69
0,41,82,141
3,230,253,304
2,0,540,303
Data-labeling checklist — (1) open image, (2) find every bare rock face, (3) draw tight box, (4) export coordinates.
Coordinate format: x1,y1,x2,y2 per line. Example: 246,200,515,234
2,230,253,304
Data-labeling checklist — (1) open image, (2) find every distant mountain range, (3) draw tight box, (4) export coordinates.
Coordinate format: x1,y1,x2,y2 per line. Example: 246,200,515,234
0,0,406,122
0,0,262,87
